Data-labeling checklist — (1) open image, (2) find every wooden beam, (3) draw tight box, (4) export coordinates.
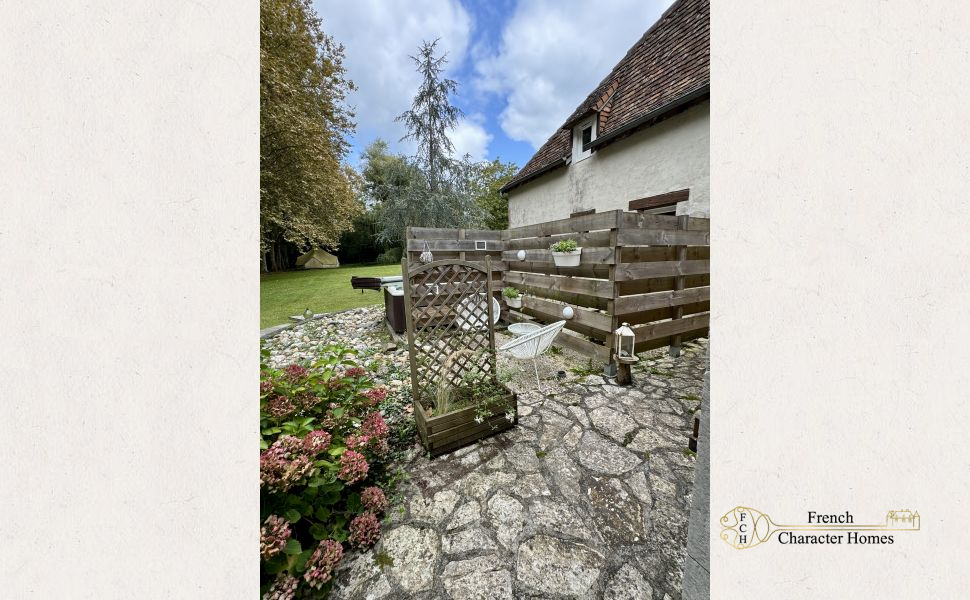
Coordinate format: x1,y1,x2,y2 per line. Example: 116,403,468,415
408,252,507,270
521,296,612,334
628,189,689,211
634,328,706,353
619,245,709,263
552,328,611,362
409,227,504,240
406,239,507,251
634,313,710,343
504,261,610,279
616,274,709,296
504,279,611,311
669,214,689,357
614,260,710,281
501,247,615,265
620,212,710,232
616,228,710,246
506,210,620,240
505,230,612,251
614,286,711,315
621,301,710,327
504,271,613,299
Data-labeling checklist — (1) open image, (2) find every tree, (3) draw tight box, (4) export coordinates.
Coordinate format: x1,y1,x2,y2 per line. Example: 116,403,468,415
260,0,360,271
395,39,461,192
472,158,519,230
359,139,416,207
374,41,490,244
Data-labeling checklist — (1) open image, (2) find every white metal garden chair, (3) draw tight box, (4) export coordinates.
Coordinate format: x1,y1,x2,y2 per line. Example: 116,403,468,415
455,293,501,330
497,320,566,392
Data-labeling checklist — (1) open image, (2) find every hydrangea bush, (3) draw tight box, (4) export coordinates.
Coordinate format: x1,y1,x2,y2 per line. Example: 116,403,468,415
260,345,396,599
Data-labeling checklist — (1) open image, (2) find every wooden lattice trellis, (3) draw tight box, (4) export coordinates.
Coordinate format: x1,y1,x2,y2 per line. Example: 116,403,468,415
401,258,497,412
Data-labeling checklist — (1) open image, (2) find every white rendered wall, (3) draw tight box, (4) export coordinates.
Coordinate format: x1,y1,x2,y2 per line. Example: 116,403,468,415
508,101,710,227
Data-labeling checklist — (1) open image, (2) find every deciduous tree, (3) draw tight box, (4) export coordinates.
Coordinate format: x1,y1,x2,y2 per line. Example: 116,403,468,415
261,0,360,271
472,158,518,230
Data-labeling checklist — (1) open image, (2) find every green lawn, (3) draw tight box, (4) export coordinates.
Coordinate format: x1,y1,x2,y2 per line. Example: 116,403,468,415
260,263,402,328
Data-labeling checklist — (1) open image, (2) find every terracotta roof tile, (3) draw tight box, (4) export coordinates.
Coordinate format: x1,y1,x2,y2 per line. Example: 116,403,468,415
502,0,709,193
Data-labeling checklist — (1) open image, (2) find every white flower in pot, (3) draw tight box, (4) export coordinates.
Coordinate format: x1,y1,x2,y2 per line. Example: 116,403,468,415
550,238,582,267
502,286,522,309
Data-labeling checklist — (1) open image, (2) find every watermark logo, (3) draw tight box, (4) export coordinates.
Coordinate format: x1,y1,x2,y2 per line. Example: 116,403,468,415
720,507,920,549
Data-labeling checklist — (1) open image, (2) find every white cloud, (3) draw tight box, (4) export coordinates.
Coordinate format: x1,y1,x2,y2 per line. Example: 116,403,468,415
449,116,492,162
314,0,473,158
476,0,673,149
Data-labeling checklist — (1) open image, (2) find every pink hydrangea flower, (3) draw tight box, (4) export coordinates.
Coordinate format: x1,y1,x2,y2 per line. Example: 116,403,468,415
263,574,298,600
260,436,314,493
266,395,295,419
370,438,390,457
303,540,343,589
362,386,387,405
362,412,389,439
337,450,369,484
303,430,332,454
260,380,274,394
345,434,370,451
283,364,309,382
348,512,381,548
260,515,291,560
345,366,367,378
295,392,320,410
361,486,388,513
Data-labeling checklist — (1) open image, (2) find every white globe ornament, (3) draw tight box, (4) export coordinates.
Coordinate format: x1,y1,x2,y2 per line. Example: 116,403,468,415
562,306,574,319
516,249,526,261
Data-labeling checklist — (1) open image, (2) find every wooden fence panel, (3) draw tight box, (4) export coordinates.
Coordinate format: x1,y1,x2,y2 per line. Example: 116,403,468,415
506,210,620,239
501,247,615,265
620,212,710,231
521,295,611,335
406,239,506,252
410,227,504,240
616,228,711,247
633,313,710,344
406,211,710,363
621,302,710,327
616,274,709,296
503,271,613,300
614,286,711,315
506,230,612,250
614,260,710,281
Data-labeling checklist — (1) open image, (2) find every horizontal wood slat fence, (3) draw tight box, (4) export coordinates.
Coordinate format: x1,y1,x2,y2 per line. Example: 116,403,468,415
404,208,710,365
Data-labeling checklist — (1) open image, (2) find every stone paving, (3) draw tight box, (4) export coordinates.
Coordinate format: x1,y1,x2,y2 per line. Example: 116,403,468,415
330,339,708,600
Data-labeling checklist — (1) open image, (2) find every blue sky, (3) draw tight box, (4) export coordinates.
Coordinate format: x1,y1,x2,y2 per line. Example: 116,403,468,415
314,0,673,169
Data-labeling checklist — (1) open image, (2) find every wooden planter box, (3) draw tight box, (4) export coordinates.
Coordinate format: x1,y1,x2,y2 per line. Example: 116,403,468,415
414,387,518,457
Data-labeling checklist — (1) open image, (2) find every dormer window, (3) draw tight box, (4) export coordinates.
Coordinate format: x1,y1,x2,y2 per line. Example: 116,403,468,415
572,117,596,163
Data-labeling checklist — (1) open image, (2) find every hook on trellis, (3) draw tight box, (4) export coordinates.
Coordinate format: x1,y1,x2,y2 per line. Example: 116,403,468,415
420,240,434,263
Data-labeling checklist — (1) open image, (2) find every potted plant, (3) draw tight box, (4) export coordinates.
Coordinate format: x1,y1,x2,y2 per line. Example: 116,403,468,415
502,286,522,309
550,238,582,267
414,350,518,457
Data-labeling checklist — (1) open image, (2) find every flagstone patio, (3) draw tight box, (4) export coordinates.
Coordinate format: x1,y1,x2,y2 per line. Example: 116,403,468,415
330,339,707,600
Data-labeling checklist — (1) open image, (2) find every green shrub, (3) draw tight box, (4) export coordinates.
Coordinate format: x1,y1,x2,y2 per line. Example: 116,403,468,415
376,246,403,265
502,286,520,299
550,238,578,253
260,345,396,598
